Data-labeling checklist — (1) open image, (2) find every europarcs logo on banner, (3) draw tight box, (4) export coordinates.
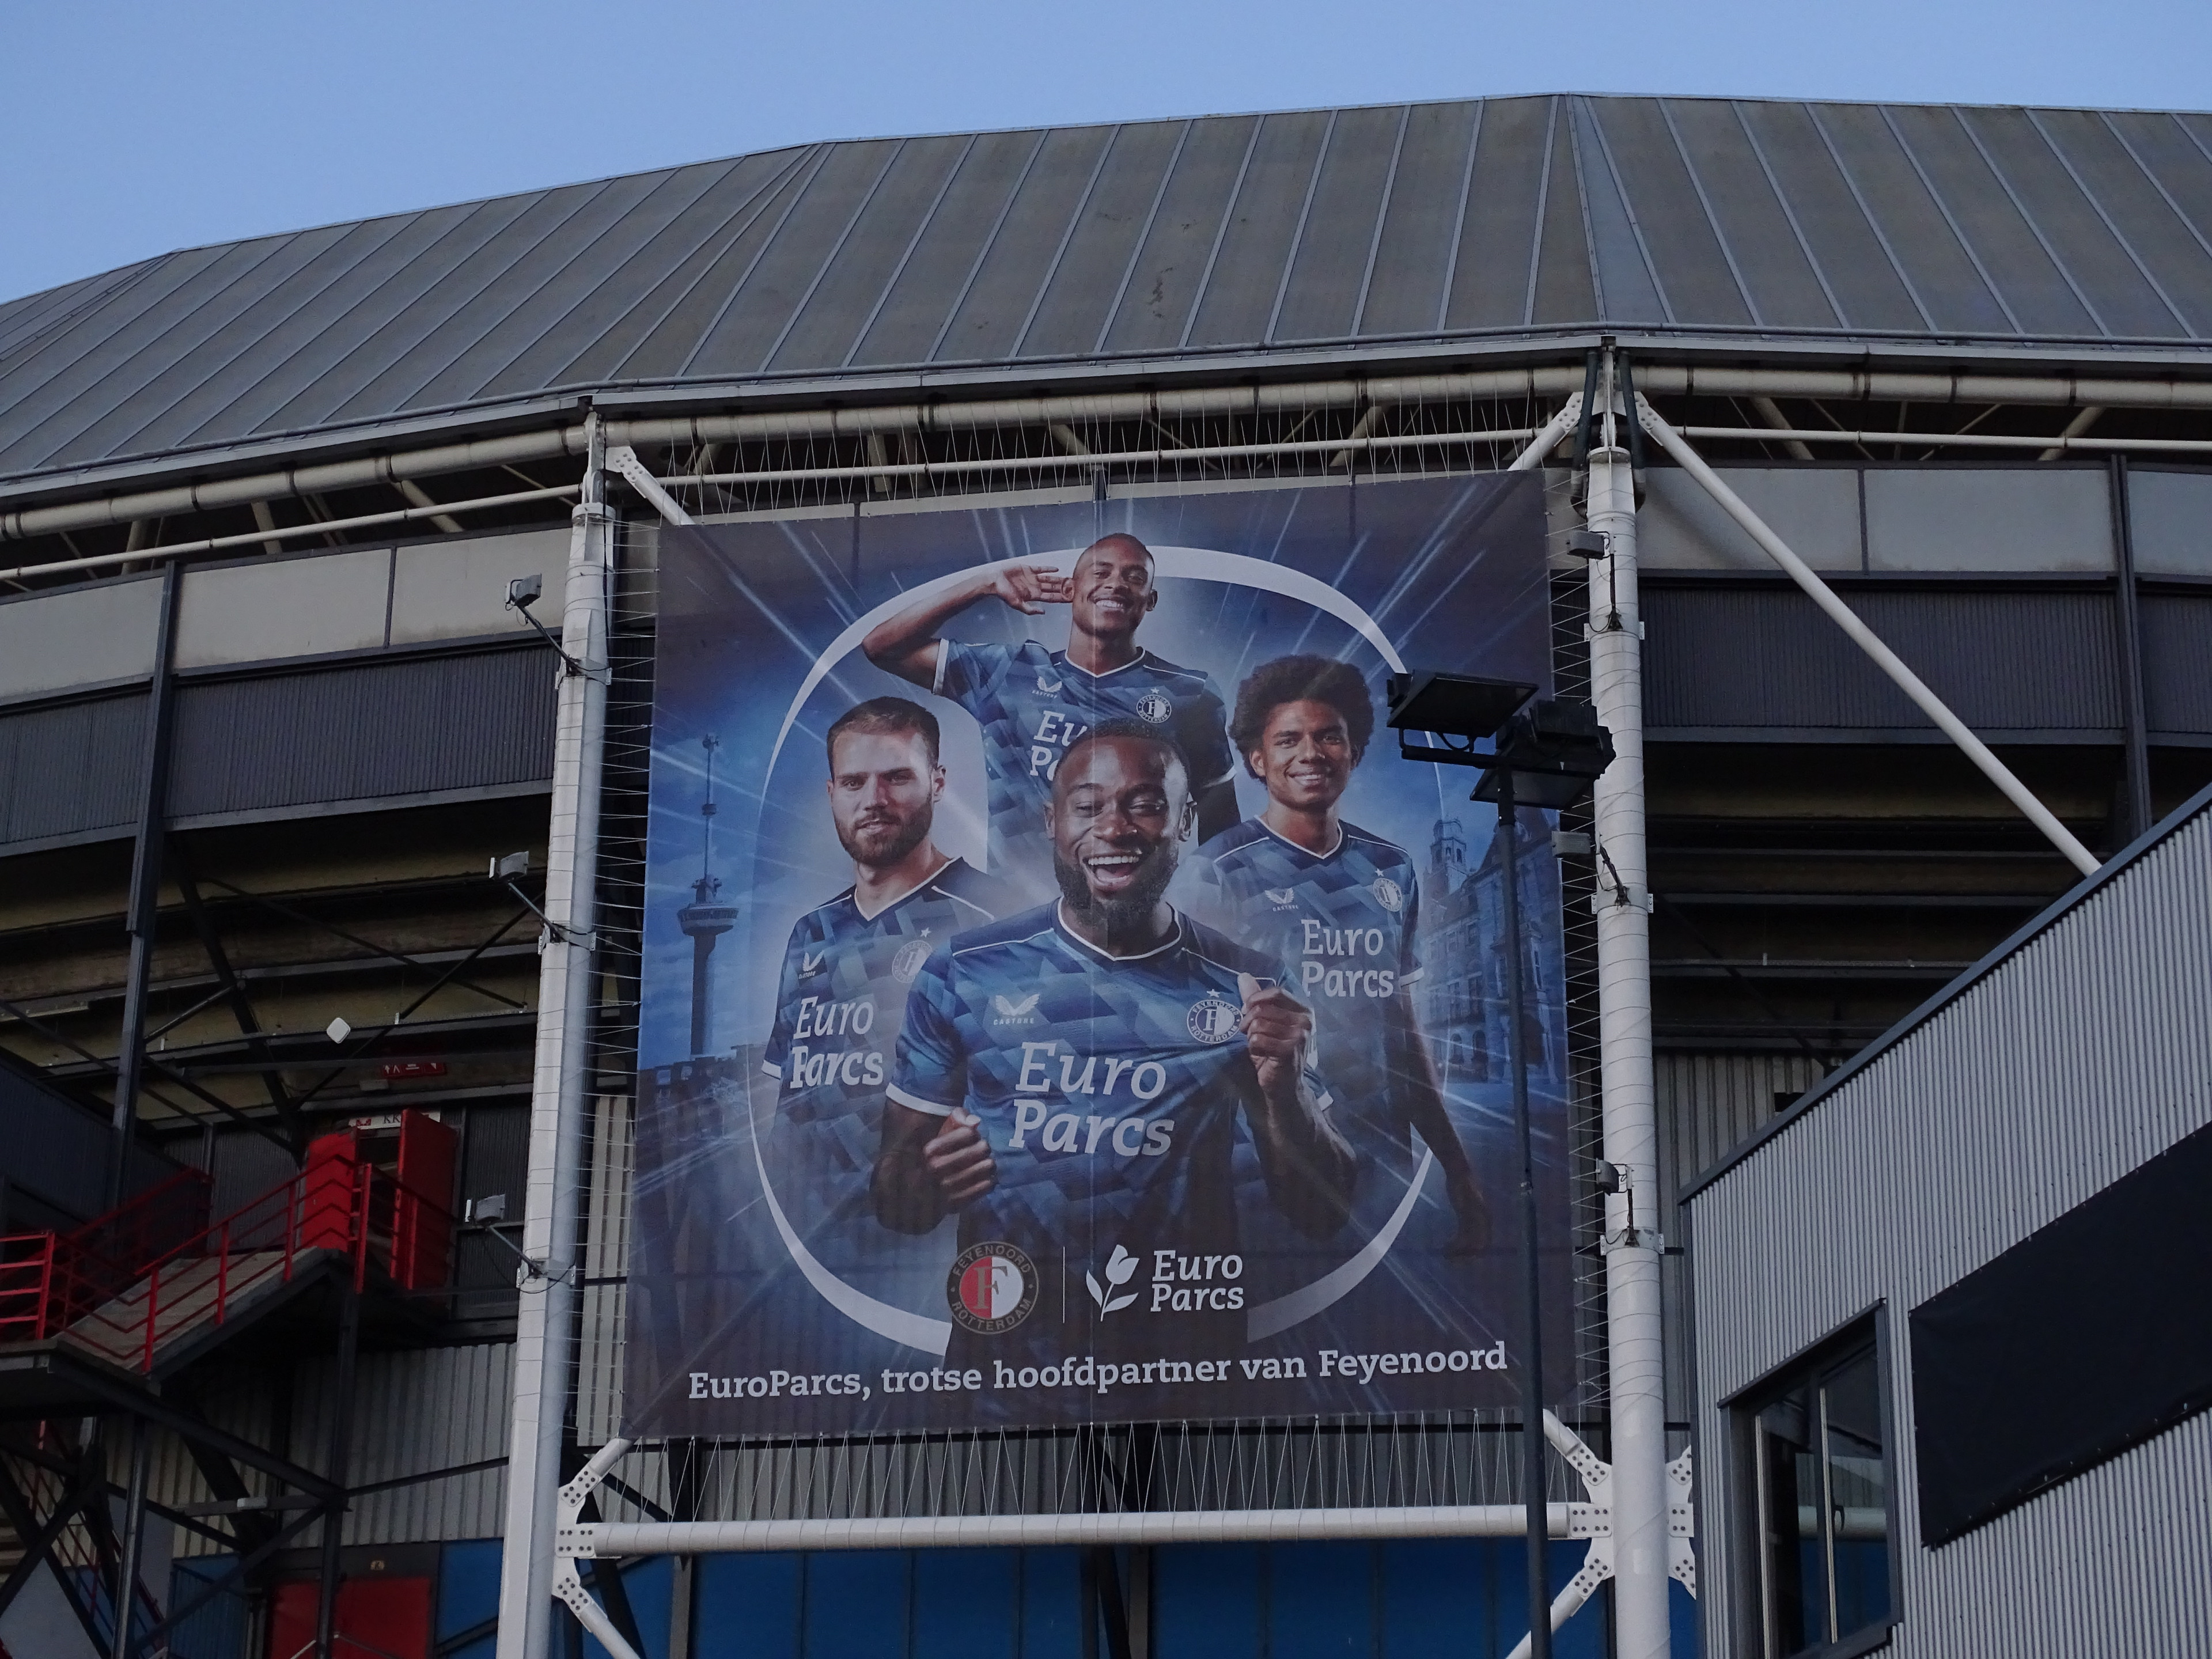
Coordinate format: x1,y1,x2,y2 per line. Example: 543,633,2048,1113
1084,1243,1247,1317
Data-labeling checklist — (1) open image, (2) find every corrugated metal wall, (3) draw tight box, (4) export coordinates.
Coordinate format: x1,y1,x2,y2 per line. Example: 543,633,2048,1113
0,645,555,854
168,647,555,821
0,691,146,846
157,1343,513,1555
1684,801,2212,1656
1653,1053,1829,1426
1644,586,2127,736
2140,590,2212,737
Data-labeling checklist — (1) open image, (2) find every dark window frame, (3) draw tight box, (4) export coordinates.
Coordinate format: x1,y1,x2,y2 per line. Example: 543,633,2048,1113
1723,1306,1903,1659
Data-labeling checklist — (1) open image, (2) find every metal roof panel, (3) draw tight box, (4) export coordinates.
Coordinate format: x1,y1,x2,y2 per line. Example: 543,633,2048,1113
7,94,2212,489
1186,109,1332,349
1357,100,1479,336
1270,104,1402,344
850,129,1041,368
1664,99,1841,331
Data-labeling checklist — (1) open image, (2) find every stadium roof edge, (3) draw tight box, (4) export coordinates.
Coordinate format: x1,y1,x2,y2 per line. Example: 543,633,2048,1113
4,92,2212,501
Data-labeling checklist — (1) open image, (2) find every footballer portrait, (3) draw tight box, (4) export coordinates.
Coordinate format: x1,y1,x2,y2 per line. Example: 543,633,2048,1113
863,533,1239,899
869,720,1355,1401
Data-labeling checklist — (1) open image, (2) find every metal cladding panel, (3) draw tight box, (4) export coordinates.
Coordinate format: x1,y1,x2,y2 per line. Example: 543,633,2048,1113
290,1342,513,1544
166,648,554,822
0,574,162,699
2140,590,2212,735
7,96,2212,485
1653,1052,1830,1423
2126,466,2212,577
0,691,146,846
1685,805,2212,1656
1865,467,2115,572
1638,465,1862,572
1643,586,2125,733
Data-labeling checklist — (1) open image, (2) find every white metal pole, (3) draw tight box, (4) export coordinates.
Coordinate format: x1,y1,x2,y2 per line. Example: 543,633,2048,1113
1635,397,2101,878
1586,356,1672,1659
496,417,613,1659
573,1503,1585,1556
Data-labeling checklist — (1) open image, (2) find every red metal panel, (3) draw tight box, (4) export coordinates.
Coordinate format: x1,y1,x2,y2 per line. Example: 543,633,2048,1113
301,1131,362,1254
267,1577,432,1659
392,1111,456,1291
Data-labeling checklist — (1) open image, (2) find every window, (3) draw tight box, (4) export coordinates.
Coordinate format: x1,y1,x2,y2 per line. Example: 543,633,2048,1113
1739,1325,1895,1657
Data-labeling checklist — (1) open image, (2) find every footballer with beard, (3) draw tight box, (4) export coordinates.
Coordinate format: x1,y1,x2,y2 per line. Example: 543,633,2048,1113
872,721,1354,1391
1191,656,1490,1251
861,533,1238,896
760,698,1009,1229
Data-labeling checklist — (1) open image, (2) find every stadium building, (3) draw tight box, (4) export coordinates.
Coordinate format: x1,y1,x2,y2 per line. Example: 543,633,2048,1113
1,92,2209,1659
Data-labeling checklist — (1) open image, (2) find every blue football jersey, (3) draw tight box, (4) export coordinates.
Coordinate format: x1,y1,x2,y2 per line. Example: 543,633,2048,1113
935,639,1236,897
889,903,1320,1374
760,859,1008,1248
1190,820,1423,1147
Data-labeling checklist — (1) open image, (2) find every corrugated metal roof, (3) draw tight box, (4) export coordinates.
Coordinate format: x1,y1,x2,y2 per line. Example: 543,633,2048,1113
6,94,2212,486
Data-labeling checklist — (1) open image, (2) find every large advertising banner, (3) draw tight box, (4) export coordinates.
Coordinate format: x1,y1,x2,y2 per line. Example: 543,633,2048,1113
624,474,1572,1435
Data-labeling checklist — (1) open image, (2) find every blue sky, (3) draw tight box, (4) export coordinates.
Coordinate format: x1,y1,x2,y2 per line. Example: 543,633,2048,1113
6,0,2210,304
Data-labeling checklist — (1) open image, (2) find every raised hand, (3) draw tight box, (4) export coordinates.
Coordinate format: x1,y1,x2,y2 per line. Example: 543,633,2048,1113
1236,971,1313,1098
924,1108,998,1205
989,563,1073,615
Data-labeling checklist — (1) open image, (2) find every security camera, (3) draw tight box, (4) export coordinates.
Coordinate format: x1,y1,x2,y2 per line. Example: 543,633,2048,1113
506,573,543,609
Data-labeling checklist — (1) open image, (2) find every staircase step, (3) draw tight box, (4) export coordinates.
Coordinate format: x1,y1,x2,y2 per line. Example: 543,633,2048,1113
56,1248,338,1371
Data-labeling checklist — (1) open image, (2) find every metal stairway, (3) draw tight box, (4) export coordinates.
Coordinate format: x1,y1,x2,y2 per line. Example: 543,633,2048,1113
0,1112,459,1656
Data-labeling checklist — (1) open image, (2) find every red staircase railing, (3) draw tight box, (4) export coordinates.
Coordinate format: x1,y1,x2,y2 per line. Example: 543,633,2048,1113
0,1168,211,1344
0,1127,454,1370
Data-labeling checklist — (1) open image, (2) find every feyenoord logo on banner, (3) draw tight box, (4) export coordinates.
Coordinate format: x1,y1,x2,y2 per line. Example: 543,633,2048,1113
947,1242,1039,1334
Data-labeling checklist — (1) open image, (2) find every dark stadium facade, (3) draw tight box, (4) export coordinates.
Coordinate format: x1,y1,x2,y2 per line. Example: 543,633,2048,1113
1,93,2210,1659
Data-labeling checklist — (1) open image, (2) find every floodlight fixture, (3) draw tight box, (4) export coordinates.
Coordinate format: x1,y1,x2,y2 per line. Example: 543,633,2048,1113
490,850,531,880
1565,528,1609,560
466,1194,509,1224
1385,671,1537,764
1471,697,1618,810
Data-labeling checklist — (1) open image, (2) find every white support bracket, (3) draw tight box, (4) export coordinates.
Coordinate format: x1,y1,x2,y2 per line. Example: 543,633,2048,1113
607,445,696,527
1505,1413,1694,1659
551,1437,643,1659
1667,1445,1697,1596
1634,393,2100,878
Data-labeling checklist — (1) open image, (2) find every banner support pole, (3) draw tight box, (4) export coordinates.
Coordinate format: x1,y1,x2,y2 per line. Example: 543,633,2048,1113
496,414,614,1659
1586,352,1674,1659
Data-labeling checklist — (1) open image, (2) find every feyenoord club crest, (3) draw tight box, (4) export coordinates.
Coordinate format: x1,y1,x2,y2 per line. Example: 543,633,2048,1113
1135,690,1173,724
1372,876,1404,912
947,1243,1039,1334
1187,996,1238,1043
892,938,931,983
